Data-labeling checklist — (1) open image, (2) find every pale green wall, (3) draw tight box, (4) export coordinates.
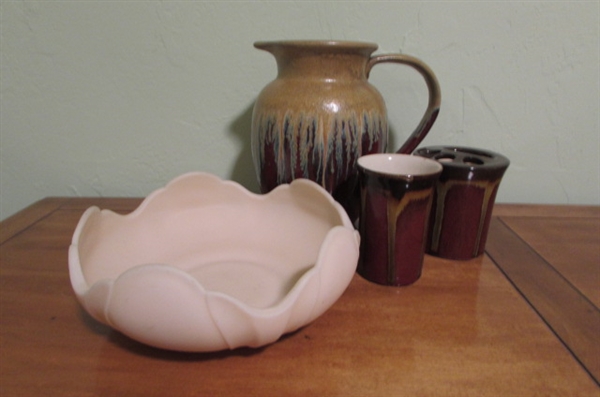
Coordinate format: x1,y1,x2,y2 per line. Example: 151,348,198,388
1,2,598,220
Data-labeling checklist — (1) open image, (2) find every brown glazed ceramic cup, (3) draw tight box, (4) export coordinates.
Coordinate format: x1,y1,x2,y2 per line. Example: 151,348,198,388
414,146,510,260
357,154,442,286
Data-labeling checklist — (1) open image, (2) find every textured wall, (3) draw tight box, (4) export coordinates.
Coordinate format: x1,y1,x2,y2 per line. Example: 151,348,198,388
1,2,598,220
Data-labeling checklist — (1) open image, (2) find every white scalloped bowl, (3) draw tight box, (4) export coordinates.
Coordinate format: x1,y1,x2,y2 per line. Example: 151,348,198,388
69,172,360,352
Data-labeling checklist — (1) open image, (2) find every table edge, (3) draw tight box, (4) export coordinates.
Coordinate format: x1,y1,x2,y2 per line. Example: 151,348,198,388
492,203,600,218
485,217,600,386
0,198,68,244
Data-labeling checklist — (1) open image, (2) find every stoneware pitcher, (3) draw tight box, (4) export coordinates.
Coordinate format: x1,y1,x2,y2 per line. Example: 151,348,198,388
251,40,441,217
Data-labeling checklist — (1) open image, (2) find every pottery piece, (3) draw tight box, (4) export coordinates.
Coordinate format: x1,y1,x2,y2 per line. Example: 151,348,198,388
357,154,442,286
251,40,441,218
69,172,359,352
414,146,510,260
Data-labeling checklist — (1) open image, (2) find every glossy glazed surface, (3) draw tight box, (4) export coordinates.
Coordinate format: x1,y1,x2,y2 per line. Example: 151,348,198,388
415,146,509,259
251,40,441,218
357,154,442,286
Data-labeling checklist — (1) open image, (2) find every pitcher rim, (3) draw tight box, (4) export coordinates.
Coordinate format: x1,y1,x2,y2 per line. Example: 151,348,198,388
254,40,378,51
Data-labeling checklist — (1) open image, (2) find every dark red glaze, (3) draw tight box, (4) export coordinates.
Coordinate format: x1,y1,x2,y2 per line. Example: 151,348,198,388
252,41,441,221
357,163,439,286
396,108,440,155
414,146,510,260
257,113,386,222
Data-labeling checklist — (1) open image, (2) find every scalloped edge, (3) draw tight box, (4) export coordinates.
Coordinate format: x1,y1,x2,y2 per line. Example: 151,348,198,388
69,172,359,351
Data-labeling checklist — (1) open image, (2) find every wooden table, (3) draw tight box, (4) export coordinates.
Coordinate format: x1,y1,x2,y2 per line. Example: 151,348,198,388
1,198,598,396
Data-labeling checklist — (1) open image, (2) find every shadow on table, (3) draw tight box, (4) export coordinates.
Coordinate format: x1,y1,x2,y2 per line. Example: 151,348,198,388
77,306,274,362
106,330,270,362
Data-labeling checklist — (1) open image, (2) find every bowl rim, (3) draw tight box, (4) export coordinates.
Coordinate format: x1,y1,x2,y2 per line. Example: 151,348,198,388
69,172,357,315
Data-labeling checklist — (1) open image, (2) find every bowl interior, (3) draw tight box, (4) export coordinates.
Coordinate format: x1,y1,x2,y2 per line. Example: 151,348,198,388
76,182,344,309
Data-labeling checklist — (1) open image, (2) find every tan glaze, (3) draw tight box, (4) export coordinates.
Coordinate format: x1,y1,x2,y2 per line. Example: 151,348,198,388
357,154,441,286
1,199,598,395
430,178,501,255
386,189,434,283
252,40,441,219
414,146,509,260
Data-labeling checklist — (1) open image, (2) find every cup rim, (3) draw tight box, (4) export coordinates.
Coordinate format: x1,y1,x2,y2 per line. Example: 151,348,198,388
357,153,443,180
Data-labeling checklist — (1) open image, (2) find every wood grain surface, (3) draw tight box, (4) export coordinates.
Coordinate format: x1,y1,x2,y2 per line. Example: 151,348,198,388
1,199,598,396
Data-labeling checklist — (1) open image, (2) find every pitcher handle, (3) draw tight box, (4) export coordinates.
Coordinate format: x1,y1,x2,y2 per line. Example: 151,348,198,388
366,54,441,154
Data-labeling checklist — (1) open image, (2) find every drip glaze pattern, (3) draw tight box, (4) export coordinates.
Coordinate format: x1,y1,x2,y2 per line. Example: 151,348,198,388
414,146,510,259
251,40,441,219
